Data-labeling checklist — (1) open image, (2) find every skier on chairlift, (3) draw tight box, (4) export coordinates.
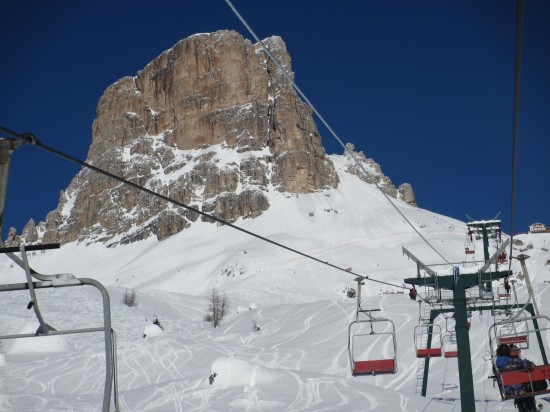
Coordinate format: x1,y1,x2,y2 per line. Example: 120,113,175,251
409,286,417,301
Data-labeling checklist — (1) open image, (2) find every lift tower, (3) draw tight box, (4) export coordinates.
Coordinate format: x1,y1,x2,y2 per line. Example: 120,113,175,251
403,246,511,412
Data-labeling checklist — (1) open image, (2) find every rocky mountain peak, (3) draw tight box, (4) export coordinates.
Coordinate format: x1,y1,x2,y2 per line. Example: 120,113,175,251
37,30,339,246
6,30,415,247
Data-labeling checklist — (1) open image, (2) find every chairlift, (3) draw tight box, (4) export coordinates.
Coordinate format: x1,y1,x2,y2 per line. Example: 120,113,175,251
489,314,550,402
0,244,119,411
499,278,511,299
490,313,530,350
347,277,397,376
348,316,398,375
444,316,455,333
497,366,550,400
464,229,475,255
414,324,443,358
443,332,458,358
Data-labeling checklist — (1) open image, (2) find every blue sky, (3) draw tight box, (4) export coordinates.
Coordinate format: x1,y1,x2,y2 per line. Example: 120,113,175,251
1,0,548,238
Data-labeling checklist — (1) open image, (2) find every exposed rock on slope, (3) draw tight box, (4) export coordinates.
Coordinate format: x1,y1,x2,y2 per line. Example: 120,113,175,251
7,30,415,247
42,30,339,245
343,144,416,206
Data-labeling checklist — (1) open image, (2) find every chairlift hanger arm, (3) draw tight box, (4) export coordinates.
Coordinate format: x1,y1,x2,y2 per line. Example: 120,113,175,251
0,136,49,276
402,247,436,277
479,238,510,273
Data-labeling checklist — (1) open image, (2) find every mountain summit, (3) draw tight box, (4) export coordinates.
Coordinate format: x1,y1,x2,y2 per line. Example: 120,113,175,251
12,30,414,246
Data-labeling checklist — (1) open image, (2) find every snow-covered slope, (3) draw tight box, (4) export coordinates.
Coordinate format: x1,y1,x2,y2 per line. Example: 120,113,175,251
1,155,549,411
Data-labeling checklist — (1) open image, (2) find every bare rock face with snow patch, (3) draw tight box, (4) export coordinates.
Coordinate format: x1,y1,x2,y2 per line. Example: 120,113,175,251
343,143,415,205
37,30,338,245
398,183,417,206
10,31,413,247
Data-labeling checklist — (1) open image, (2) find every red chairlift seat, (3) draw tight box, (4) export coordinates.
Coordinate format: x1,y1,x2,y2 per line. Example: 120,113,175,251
353,359,396,375
414,324,443,358
500,365,550,400
499,335,528,345
442,331,458,358
465,248,475,255
417,347,442,358
348,316,398,376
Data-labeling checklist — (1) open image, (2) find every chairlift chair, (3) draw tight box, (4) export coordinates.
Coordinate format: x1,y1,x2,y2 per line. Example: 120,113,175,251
0,244,119,411
489,314,550,402
414,324,443,358
498,366,550,400
348,315,398,376
464,229,475,255
499,278,511,299
348,277,397,376
443,332,458,358
490,313,531,351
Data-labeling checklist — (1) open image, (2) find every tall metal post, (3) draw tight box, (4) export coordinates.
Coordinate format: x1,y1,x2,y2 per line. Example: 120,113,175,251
0,138,23,230
517,254,539,315
355,277,363,319
420,309,436,397
481,225,490,263
454,279,476,412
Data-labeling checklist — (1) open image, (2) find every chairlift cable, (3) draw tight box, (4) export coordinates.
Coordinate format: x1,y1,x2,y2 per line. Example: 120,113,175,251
0,125,407,290
224,0,454,267
507,0,523,273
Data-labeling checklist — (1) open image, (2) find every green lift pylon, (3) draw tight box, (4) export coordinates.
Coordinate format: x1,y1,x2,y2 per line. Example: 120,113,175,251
405,268,510,411
403,221,511,412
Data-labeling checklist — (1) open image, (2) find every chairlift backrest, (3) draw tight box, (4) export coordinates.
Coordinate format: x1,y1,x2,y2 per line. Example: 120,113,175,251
414,324,442,358
348,317,397,376
442,332,458,357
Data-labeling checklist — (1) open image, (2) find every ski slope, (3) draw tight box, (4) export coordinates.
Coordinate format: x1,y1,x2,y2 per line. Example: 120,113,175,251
1,156,549,411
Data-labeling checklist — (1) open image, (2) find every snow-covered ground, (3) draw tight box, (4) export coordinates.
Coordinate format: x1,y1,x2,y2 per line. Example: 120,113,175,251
1,158,549,411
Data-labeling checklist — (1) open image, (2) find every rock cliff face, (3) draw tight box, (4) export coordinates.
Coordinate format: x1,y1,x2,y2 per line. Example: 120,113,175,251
7,30,416,247
343,144,417,206
42,30,339,245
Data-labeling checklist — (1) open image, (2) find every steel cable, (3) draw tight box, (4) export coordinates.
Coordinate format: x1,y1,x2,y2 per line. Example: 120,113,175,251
0,125,407,290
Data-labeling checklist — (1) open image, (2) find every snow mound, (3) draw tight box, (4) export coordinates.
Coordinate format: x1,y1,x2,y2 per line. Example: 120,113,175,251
210,357,278,387
143,323,164,338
